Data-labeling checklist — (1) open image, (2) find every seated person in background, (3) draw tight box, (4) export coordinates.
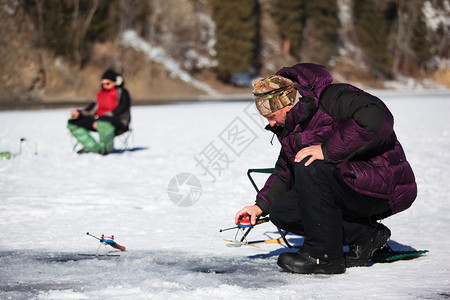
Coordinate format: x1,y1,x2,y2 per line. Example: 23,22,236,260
67,69,131,155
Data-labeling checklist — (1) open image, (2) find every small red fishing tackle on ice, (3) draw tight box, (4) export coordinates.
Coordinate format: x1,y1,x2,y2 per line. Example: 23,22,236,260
219,216,278,247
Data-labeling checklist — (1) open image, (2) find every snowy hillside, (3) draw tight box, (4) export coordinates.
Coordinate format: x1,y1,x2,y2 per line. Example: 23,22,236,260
1,90,450,299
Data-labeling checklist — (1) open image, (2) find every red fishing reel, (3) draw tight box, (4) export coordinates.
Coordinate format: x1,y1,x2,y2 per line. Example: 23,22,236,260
237,216,253,228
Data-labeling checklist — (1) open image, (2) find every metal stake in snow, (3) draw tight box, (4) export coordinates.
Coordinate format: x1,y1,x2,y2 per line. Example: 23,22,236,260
86,232,126,252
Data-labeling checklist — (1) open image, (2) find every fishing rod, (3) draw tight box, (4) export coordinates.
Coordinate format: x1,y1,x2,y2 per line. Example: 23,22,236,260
86,232,126,251
219,217,270,232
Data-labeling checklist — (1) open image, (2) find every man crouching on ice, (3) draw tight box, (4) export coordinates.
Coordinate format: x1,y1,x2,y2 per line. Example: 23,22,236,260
235,63,417,274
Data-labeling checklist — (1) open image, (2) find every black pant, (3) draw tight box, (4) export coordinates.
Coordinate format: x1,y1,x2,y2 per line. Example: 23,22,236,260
68,116,126,134
269,159,392,261
68,116,96,131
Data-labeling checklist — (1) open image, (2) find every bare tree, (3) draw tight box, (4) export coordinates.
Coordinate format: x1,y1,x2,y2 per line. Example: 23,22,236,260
389,0,427,75
71,0,99,69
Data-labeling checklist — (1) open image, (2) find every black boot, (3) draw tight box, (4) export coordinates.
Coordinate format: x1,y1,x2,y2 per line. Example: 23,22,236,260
345,223,391,267
277,249,345,274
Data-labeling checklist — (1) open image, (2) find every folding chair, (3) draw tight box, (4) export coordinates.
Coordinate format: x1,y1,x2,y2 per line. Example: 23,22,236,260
69,124,135,153
246,168,293,248
114,125,134,152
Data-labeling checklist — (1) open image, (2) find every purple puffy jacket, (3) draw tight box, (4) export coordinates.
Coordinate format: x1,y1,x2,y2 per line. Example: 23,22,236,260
256,63,417,215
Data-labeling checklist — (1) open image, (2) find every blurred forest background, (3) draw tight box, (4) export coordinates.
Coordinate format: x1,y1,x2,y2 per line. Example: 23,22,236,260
0,0,449,108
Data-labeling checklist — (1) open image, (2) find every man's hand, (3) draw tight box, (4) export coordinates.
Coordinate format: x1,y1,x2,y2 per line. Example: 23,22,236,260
294,144,324,166
70,110,80,119
235,205,263,225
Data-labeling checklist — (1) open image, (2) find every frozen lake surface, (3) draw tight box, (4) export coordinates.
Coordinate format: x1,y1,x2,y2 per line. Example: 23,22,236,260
1,90,450,299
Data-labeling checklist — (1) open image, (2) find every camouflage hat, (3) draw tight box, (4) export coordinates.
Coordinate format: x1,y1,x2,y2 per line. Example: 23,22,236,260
252,75,297,115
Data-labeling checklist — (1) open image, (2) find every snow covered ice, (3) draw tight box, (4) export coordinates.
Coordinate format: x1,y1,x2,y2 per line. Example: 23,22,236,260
1,90,450,299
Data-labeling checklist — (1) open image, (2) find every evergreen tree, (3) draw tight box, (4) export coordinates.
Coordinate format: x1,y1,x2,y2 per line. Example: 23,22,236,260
411,11,432,70
209,0,259,76
270,0,305,56
305,0,339,62
353,0,392,76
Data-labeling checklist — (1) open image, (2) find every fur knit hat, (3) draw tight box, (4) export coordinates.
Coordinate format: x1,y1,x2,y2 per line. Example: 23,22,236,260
252,75,297,115
101,69,117,82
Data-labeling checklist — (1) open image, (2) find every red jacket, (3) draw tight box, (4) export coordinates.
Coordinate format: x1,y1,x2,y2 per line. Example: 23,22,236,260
77,85,132,131
95,87,118,117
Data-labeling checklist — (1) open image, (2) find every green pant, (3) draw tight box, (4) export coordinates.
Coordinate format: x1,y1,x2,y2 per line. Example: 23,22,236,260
67,121,115,154
96,120,115,154
67,123,100,153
